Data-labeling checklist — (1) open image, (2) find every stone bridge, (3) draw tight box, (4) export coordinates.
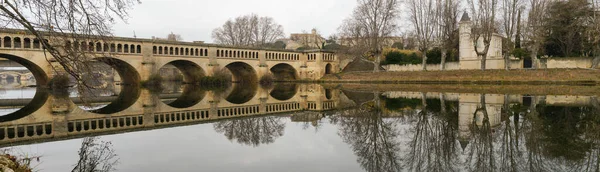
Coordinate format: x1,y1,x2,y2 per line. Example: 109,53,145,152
0,29,339,86
0,83,341,146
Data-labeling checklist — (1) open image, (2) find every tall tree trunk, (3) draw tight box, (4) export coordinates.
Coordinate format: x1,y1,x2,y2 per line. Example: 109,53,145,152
504,53,511,71
374,54,381,72
422,50,428,71
440,93,446,115
440,48,447,71
480,54,487,71
530,44,539,69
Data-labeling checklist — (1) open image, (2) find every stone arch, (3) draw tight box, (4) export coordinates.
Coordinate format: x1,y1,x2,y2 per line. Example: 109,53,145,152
96,42,102,51
117,44,123,53
0,53,49,85
0,54,51,122
2,36,10,47
23,38,31,48
224,61,258,83
0,88,49,122
159,60,205,83
325,63,333,75
325,89,332,100
270,63,298,81
84,57,141,114
269,83,298,101
225,83,258,104
13,37,21,48
94,57,141,86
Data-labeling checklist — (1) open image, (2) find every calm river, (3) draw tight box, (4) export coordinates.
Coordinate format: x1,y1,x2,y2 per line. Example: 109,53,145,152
0,80,598,172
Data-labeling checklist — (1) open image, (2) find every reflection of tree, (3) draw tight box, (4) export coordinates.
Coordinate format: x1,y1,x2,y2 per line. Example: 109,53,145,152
72,137,118,172
213,116,285,147
464,94,497,172
404,93,460,172
337,98,402,172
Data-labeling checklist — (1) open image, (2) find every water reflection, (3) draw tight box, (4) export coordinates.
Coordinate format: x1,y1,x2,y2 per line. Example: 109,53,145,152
335,102,402,172
0,84,598,172
213,115,285,147
72,137,119,172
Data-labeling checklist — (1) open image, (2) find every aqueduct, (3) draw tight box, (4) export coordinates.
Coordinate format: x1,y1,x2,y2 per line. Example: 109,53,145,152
0,29,339,86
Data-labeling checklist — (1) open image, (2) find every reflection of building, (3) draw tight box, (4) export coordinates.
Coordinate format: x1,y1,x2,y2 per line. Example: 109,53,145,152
290,112,324,127
458,94,503,149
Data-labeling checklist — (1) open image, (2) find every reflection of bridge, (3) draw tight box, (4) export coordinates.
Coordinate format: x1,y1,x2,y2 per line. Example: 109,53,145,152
0,84,340,146
0,29,339,86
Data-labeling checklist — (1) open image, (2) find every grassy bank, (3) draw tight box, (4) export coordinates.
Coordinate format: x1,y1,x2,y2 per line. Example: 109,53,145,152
322,83,600,96
321,69,600,85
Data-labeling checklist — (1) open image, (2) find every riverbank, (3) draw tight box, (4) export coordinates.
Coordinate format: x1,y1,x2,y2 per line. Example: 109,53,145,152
320,69,600,85
321,83,600,96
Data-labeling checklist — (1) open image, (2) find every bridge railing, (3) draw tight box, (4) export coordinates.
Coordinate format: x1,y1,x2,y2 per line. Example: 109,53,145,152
265,52,301,61
0,33,145,56
153,45,208,58
216,49,260,59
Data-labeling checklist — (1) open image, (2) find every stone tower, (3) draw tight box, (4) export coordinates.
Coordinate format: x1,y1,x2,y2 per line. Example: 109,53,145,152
459,12,474,64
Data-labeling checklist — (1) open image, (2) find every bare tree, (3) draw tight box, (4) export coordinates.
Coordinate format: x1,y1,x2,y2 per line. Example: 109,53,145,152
166,32,183,41
0,0,139,86
437,0,460,70
213,115,285,147
408,0,439,71
500,0,523,70
212,14,284,47
72,137,119,172
523,0,549,69
590,0,600,68
338,0,399,72
467,0,499,70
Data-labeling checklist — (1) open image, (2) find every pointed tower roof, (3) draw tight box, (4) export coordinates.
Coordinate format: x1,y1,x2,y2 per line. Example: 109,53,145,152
460,12,471,22
459,140,469,151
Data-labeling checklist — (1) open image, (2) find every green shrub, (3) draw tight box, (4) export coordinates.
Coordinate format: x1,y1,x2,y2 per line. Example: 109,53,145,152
512,48,530,59
384,51,421,65
425,48,460,64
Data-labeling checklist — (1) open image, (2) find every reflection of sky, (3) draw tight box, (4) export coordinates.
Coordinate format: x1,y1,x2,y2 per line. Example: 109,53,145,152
8,118,361,172
0,108,20,116
0,88,36,99
77,104,110,111
0,88,36,116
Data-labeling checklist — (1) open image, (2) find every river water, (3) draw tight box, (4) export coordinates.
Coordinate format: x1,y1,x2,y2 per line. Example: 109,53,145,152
0,80,598,172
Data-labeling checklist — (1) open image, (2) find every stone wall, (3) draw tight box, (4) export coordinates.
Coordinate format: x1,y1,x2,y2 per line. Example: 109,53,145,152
544,57,595,69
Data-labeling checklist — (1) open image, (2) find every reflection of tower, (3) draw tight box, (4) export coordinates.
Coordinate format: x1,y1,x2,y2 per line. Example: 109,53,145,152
458,93,504,149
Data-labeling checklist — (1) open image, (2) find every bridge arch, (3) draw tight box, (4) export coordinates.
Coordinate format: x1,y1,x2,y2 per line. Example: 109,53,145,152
270,63,298,81
224,61,258,83
0,53,49,86
163,84,206,109
225,83,258,104
269,83,298,101
82,57,141,114
159,60,205,83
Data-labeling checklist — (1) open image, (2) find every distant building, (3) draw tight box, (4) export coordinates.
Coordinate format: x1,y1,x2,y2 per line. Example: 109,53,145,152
458,12,504,70
284,29,325,50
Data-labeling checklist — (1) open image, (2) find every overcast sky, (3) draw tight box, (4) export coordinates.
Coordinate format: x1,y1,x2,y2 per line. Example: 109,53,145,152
111,0,358,43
